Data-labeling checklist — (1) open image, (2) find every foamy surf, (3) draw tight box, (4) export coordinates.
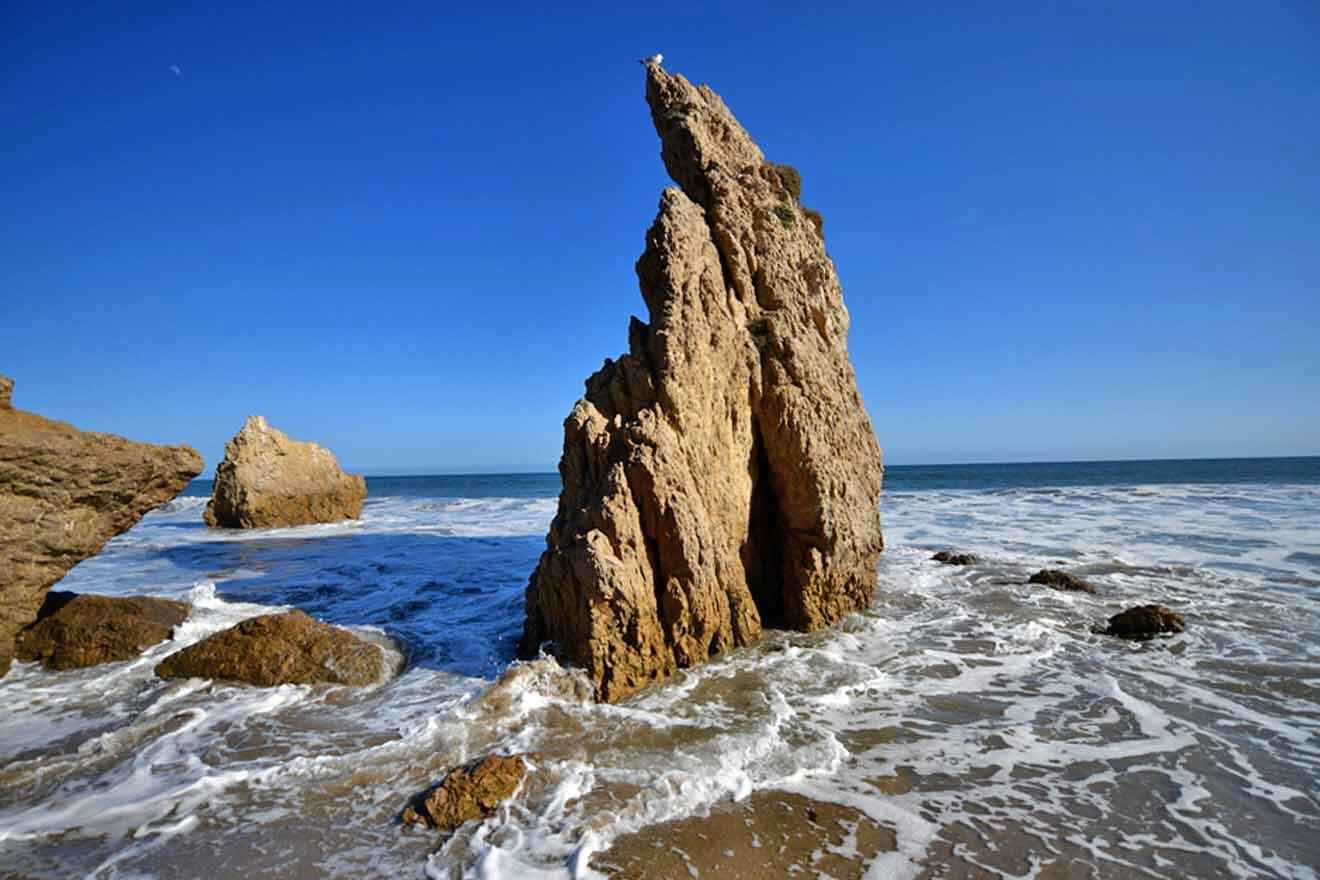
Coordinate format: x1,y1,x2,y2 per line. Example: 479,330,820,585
1,476,1318,878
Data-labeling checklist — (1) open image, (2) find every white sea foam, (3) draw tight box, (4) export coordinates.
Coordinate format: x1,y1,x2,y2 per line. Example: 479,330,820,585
2,482,1319,877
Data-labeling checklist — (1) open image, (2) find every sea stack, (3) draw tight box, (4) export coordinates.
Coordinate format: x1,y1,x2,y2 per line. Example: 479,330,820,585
0,375,202,676
519,66,884,702
204,415,366,528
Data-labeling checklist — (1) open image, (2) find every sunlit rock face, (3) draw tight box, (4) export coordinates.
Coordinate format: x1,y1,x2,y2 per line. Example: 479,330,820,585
0,375,201,676
519,67,883,702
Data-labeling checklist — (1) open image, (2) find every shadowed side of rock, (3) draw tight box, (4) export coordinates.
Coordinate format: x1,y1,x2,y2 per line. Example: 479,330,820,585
519,68,883,702
15,592,190,669
204,415,366,528
0,375,203,676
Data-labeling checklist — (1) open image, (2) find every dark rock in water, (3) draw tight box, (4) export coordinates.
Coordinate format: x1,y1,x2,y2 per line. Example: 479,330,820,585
933,551,977,566
0,374,202,677
519,64,884,703
1105,605,1185,640
154,610,384,686
402,754,530,832
1028,569,1096,594
205,415,366,529
15,592,189,670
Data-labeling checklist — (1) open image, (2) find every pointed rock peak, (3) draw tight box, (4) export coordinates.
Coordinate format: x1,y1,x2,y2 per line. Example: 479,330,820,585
0,375,12,409
240,414,271,434
520,69,883,702
645,67,765,209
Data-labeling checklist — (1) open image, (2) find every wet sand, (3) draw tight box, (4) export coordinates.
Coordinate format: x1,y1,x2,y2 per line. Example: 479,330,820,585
592,791,897,879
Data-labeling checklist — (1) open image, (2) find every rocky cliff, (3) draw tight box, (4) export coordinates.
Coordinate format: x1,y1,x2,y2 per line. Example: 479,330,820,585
0,376,203,675
519,67,884,701
204,415,366,528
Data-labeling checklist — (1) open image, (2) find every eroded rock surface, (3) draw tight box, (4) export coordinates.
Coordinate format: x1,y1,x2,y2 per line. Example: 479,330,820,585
1028,569,1097,594
16,592,189,670
1105,605,1185,640
204,415,366,528
154,610,385,686
0,376,202,676
519,67,883,702
402,754,529,833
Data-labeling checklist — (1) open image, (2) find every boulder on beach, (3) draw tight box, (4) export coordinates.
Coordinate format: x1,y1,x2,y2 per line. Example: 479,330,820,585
1104,605,1185,640
933,551,977,566
15,592,190,670
1028,569,1097,594
204,415,366,529
154,609,385,686
401,754,530,832
0,375,202,676
518,65,884,702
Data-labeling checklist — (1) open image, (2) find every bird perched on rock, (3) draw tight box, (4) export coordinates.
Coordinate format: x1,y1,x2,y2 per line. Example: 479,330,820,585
639,53,663,67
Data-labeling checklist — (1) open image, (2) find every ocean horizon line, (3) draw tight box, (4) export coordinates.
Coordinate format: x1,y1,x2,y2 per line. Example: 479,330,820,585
186,452,1320,483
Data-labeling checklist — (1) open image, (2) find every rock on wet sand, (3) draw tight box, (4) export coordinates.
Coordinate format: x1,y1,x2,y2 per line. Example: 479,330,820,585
401,754,530,833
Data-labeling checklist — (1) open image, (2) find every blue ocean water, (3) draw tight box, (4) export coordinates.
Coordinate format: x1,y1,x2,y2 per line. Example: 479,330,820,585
2,456,1318,879
181,454,1320,499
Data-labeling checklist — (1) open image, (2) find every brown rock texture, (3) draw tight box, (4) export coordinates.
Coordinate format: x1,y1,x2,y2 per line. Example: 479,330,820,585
518,66,883,702
1028,569,1097,594
154,609,384,686
0,376,202,676
204,415,366,528
401,754,529,832
933,551,978,566
1105,604,1185,640
15,592,190,670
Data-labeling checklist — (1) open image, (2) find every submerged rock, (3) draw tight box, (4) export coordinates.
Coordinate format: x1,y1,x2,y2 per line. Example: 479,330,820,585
0,375,202,676
518,65,884,702
154,610,385,686
933,551,977,566
1104,605,1185,640
401,754,530,833
1028,569,1097,594
15,592,189,670
204,415,366,529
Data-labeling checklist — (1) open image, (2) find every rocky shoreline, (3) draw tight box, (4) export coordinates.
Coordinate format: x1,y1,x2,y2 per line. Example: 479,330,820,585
0,65,1200,878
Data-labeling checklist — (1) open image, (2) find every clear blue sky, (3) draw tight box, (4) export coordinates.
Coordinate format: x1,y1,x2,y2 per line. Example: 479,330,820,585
3,1,1317,474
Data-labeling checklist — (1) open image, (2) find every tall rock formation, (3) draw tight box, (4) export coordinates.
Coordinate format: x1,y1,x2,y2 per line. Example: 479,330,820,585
0,376,203,675
204,415,366,528
519,67,884,702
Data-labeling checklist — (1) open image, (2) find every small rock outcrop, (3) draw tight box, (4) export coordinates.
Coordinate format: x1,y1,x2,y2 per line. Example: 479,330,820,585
154,610,384,686
15,592,189,670
933,551,977,566
518,66,883,702
1104,605,1185,640
204,415,366,528
402,754,529,832
1028,569,1097,594
0,376,202,676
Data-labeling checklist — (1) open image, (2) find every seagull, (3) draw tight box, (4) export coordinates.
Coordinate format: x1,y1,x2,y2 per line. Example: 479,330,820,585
639,53,663,67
